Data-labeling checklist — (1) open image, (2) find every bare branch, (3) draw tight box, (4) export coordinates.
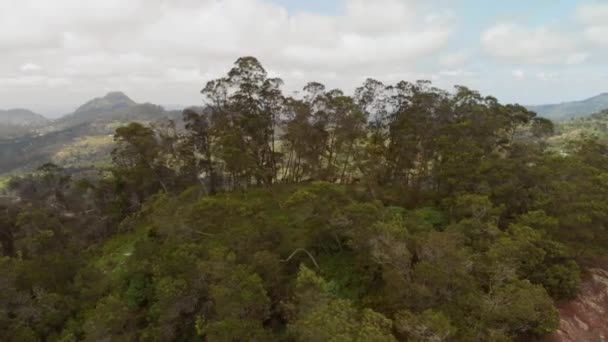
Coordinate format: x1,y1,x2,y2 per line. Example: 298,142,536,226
281,248,320,269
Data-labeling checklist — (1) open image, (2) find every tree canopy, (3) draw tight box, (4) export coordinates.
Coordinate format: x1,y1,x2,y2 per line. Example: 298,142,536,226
1,57,607,341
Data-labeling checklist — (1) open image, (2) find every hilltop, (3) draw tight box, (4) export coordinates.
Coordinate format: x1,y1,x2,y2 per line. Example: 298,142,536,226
48,92,169,131
0,108,49,126
0,108,50,139
74,91,136,115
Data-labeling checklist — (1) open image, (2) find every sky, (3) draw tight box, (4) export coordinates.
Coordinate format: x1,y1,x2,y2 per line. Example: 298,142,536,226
0,0,607,118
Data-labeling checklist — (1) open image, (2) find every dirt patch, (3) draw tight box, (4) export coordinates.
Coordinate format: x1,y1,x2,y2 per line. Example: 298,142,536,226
548,267,608,342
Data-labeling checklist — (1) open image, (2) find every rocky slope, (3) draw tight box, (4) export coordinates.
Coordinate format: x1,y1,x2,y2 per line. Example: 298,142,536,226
549,266,608,342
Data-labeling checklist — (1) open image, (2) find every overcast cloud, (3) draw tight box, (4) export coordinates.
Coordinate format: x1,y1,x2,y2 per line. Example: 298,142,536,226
0,0,606,117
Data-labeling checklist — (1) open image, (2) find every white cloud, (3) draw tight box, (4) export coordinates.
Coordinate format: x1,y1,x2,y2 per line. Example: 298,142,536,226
512,69,525,79
439,50,472,67
536,72,558,82
578,3,608,47
2,0,605,116
343,0,415,34
0,75,71,87
0,0,455,114
0,0,147,51
20,63,42,72
63,53,157,77
438,69,475,78
165,67,207,83
481,23,587,65
565,52,589,65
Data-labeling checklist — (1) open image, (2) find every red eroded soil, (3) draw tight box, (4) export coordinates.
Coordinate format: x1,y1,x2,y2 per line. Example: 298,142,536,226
548,266,608,342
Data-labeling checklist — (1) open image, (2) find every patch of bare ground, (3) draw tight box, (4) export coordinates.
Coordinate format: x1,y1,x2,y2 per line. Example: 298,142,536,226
548,259,608,342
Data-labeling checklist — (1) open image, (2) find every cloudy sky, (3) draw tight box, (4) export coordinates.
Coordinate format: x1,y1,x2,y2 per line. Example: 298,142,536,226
1,0,607,117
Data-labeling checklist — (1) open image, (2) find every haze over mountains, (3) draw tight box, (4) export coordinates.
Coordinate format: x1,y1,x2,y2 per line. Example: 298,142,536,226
4,91,608,126
71,92,136,118
48,92,176,132
0,92,182,174
0,109,50,139
2,90,608,175
0,108,49,126
527,93,608,121
0,91,183,131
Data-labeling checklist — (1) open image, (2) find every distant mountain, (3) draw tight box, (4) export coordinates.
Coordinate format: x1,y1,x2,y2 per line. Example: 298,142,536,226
0,109,50,139
0,108,49,126
0,92,183,174
48,92,179,132
74,91,136,116
162,104,187,111
528,93,608,121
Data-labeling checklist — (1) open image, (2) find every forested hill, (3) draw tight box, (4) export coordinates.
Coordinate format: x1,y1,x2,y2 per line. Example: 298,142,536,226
527,93,608,121
0,108,48,126
0,108,49,139
1,57,607,341
0,92,181,174
48,91,163,131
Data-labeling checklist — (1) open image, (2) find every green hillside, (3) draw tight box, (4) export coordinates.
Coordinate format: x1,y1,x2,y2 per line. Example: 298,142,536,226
0,109,50,139
0,94,182,175
0,180,588,341
0,176,9,192
0,108,49,127
528,93,608,121
1,57,607,341
548,109,608,151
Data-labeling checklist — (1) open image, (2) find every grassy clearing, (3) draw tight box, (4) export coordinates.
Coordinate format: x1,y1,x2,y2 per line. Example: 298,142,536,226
0,176,10,192
53,135,114,168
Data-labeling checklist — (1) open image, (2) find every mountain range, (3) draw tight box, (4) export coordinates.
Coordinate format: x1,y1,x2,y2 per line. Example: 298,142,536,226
527,93,608,121
2,91,608,175
0,92,182,174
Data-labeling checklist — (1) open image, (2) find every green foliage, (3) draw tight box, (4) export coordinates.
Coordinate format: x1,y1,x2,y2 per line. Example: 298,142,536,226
0,174,587,341
289,266,395,342
53,135,113,168
394,309,455,342
3,56,608,341
481,280,559,336
549,109,608,150
289,298,396,342
0,176,10,192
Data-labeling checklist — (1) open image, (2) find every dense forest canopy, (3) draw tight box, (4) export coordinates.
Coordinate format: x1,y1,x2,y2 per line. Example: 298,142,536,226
1,57,607,341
